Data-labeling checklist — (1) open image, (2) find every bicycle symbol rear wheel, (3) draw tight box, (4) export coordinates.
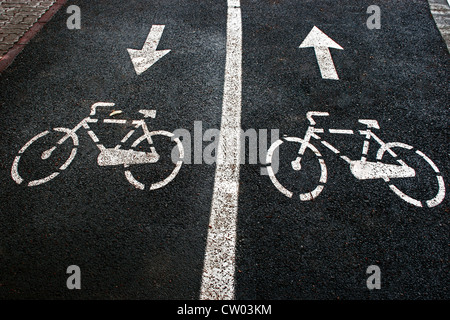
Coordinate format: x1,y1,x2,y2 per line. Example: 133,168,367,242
11,128,78,187
377,142,445,208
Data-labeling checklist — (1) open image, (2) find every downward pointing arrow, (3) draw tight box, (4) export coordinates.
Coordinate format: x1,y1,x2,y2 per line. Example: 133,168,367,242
299,26,343,80
127,25,171,75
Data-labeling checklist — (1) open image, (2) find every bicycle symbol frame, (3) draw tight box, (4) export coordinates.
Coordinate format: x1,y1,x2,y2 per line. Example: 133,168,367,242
266,111,445,208
11,102,184,190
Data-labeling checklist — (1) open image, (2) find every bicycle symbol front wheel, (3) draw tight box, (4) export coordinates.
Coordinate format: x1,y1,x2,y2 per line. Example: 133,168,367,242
124,130,184,190
377,142,445,208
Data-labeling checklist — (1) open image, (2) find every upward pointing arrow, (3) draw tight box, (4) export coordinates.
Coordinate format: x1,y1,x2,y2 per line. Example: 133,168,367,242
127,25,171,75
299,26,343,80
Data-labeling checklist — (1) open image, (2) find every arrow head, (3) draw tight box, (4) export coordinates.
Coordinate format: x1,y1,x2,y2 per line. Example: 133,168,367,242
299,26,343,49
128,25,171,75
127,48,170,75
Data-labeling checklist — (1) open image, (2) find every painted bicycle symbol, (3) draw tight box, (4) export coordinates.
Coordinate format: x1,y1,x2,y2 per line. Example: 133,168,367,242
11,102,184,190
266,111,445,208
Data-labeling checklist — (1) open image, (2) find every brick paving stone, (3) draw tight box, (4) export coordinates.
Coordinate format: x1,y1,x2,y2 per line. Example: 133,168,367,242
0,0,56,59
429,0,450,51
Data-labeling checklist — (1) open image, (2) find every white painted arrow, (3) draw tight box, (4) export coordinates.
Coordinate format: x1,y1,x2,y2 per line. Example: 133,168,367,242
127,25,171,75
299,26,343,80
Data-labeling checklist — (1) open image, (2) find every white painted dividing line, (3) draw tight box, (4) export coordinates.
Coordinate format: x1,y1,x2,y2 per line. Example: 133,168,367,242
200,0,242,300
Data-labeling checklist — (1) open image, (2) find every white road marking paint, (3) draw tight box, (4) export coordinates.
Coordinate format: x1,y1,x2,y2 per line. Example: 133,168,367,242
340,155,352,164
41,146,56,160
59,148,77,170
321,140,340,154
122,131,184,191
11,156,24,184
362,140,370,156
127,25,171,75
416,150,440,173
200,0,242,300
414,149,445,208
121,130,136,143
299,26,343,80
90,102,115,116
18,130,49,154
266,112,445,208
97,149,159,166
11,128,79,186
266,140,293,198
299,184,324,201
329,129,354,135
86,130,100,143
427,176,445,208
124,170,145,190
28,172,60,187
103,119,127,124
389,184,423,207
11,104,184,190
374,143,445,207
138,109,157,118
318,158,327,183
82,121,101,143
267,137,327,201
350,160,416,180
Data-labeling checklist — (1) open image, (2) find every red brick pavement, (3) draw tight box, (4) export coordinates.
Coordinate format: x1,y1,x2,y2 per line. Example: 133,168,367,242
0,0,67,72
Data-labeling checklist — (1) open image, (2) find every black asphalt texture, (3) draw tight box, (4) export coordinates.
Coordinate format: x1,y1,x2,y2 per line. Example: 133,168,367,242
0,0,448,300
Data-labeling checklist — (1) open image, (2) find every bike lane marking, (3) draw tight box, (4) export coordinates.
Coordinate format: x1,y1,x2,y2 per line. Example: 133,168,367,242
299,26,343,80
200,0,242,300
127,25,171,76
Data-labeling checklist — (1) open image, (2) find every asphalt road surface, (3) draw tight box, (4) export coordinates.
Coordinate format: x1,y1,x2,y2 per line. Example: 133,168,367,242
0,0,448,301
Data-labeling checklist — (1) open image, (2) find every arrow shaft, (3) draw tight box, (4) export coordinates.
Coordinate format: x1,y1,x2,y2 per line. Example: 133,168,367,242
144,25,166,51
127,25,170,75
314,47,339,80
